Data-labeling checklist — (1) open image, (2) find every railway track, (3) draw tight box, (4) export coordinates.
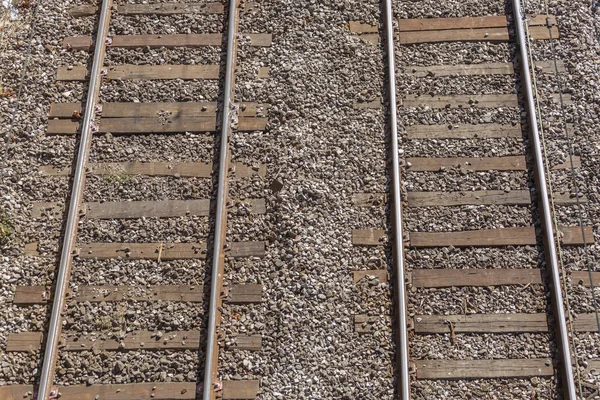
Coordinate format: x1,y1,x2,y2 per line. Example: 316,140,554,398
1,0,270,399
1,0,599,399
350,0,600,399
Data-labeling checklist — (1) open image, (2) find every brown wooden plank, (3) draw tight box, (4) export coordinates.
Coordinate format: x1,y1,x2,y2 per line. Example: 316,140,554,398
408,190,531,206
56,65,88,81
401,94,518,108
0,382,257,400
49,117,265,134
400,27,509,44
47,117,216,135
398,15,555,31
409,226,594,247
226,284,263,304
78,242,264,260
573,314,600,332
85,199,211,219
104,102,210,118
237,117,268,131
412,190,584,206
229,335,262,351
406,156,581,171
227,241,265,258
5,332,44,352
222,380,260,399
535,60,566,73
9,330,201,351
353,270,388,283
57,64,220,81
8,330,261,352
399,16,507,31
50,102,268,118
414,313,549,334
62,102,261,119
14,283,261,305
415,359,554,379
85,198,265,219
70,2,225,17
39,162,266,178
14,285,203,304
407,156,525,171
47,119,79,134
399,25,558,44
352,229,386,246
118,2,225,15
570,271,600,288
68,4,98,17
63,33,271,50
99,117,215,134
355,190,584,207
234,163,267,178
401,60,564,77
13,285,48,304
359,33,379,45
60,383,197,400
406,124,522,139
411,268,542,288
403,63,514,77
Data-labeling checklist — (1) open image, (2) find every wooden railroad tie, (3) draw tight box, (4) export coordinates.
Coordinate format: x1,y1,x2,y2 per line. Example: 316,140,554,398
47,102,268,135
56,65,270,81
7,330,261,352
400,60,565,77
352,226,594,247
414,359,553,379
349,15,559,45
353,190,585,207
31,199,267,219
411,268,600,288
354,93,571,110
0,382,260,400
352,268,600,289
68,2,259,18
413,313,600,334
405,155,580,171
24,241,266,259
13,284,263,305
62,33,272,50
39,161,266,178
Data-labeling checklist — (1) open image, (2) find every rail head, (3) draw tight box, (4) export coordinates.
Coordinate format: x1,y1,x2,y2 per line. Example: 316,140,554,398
202,0,240,398
383,0,411,399
35,0,114,399
511,1,577,399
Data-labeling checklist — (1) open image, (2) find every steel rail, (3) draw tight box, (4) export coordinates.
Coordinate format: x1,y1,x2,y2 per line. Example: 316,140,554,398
202,0,238,397
36,0,113,398
511,2,576,398
383,0,410,398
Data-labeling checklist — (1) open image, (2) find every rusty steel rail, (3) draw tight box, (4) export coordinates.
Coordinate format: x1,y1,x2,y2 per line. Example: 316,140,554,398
383,0,411,398
202,0,239,398
36,0,113,398
511,1,577,399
